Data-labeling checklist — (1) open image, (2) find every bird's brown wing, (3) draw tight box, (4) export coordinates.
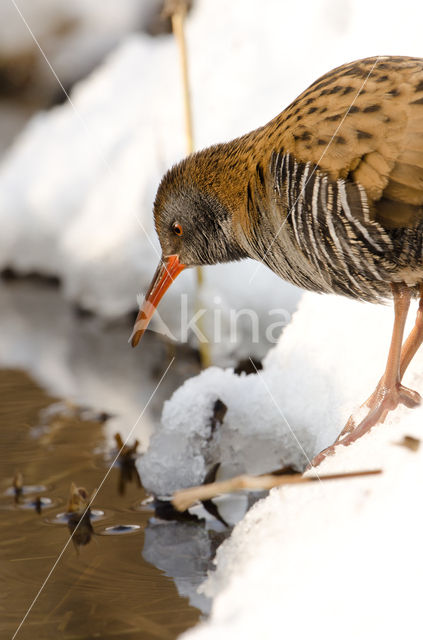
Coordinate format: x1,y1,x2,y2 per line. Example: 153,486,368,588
269,56,423,228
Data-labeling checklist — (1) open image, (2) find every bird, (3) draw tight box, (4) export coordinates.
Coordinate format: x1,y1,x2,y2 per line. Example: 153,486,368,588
131,55,423,462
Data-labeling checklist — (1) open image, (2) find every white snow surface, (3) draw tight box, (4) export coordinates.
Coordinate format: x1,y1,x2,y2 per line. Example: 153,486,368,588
183,427,423,640
0,0,158,83
141,291,423,640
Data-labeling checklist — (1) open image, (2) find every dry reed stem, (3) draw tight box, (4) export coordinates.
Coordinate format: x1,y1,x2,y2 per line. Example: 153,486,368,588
172,468,382,512
167,0,211,367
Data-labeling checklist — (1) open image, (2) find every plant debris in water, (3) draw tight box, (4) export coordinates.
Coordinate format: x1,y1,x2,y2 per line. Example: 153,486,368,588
34,496,43,514
66,483,95,552
201,463,229,527
12,471,23,503
152,497,202,523
114,433,142,495
0,369,201,636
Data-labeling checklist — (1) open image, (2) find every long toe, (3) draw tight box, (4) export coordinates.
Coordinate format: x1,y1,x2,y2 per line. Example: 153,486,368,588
309,407,384,468
309,445,336,468
309,383,421,468
398,384,421,409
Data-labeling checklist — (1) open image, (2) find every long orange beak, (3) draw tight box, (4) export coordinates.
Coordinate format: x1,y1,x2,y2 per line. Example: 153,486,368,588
130,254,186,347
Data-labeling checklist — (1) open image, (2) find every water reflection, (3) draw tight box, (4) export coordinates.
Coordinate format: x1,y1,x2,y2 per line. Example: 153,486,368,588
143,521,216,614
0,338,203,638
0,278,201,449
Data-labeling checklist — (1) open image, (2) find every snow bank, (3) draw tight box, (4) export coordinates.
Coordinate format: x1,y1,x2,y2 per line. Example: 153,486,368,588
183,417,423,640
138,291,423,639
180,412,423,640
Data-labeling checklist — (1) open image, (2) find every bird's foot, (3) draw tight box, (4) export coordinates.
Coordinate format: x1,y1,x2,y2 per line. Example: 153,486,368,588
309,382,421,468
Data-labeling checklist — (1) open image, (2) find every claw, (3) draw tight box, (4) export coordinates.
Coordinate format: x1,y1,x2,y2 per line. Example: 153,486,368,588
309,381,422,468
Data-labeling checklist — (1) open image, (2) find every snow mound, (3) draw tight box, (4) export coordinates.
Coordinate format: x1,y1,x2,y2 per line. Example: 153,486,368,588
137,291,423,640
138,365,313,496
139,291,423,497
181,411,423,640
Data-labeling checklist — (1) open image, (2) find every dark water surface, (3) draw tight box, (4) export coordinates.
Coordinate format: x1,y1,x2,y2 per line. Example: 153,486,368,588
0,278,208,640
0,369,202,639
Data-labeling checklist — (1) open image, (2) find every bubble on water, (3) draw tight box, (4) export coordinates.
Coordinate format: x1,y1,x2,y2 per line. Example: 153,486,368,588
99,524,141,535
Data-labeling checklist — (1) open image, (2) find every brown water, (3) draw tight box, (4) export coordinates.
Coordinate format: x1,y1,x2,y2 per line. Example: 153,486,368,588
0,368,202,640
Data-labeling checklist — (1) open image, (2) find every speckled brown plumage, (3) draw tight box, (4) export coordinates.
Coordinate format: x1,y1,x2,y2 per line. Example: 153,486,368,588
273,56,423,227
157,56,423,229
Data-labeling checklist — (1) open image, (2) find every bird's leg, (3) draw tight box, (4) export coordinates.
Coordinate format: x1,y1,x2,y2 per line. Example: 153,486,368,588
340,283,419,438
399,285,423,381
343,283,419,430
311,283,419,466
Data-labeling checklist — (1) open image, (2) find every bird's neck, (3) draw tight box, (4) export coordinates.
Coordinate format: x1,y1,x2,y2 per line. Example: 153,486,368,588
188,128,278,259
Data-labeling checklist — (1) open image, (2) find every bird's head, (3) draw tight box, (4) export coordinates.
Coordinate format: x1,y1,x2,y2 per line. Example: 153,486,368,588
130,152,248,347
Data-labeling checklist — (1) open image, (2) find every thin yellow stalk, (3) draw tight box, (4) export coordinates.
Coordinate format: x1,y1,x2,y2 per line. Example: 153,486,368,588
172,468,382,512
166,0,211,368
170,9,194,153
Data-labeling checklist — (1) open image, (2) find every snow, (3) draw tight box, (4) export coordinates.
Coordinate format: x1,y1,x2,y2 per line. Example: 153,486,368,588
182,440,422,640
0,0,159,85
138,364,311,496
179,420,423,640
138,291,423,639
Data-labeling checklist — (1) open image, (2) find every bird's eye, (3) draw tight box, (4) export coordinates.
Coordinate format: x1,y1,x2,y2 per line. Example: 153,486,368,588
172,221,183,237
